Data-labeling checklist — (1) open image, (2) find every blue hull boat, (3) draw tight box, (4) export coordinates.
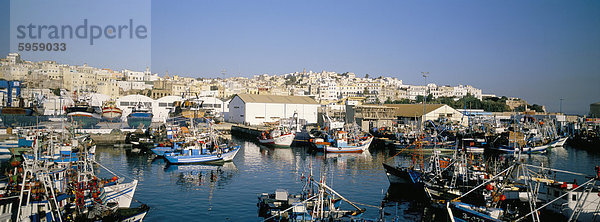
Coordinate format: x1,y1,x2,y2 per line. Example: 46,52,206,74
164,145,241,164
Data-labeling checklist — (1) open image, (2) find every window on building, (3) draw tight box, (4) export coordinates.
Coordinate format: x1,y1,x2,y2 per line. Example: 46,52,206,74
159,103,167,107
215,104,221,108
120,102,128,106
234,106,240,109
240,115,244,117
256,116,264,119
572,194,577,201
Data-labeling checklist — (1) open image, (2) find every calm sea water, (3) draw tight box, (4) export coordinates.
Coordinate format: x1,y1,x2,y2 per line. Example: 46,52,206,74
91,138,600,221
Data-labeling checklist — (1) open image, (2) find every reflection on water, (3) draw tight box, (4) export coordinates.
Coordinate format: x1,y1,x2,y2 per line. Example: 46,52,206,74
164,162,238,189
89,140,600,221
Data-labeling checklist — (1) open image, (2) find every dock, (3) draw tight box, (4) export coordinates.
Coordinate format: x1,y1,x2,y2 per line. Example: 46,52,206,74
231,125,269,138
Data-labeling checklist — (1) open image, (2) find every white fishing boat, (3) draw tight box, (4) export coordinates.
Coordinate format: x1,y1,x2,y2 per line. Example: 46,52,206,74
258,126,295,147
549,136,568,147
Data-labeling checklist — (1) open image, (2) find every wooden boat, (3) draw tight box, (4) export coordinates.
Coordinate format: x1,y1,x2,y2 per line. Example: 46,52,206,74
0,106,47,127
311,130,374,153
491,144,549,154
549,136,568,147
258,170,366,221
101,100,122,122
446,201,506,222
258,126,295,147
382,162,423,185
127,102,153,129
66,101,101,128
164,144,241,164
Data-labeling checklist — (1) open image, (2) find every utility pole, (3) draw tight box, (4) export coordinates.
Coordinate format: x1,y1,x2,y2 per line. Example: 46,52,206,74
221,69,226,120
421,72,429,131
560,98,564,114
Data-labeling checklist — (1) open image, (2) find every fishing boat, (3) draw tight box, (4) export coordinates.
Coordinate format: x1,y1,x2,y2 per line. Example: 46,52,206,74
312,130,374,153
382,162,423,185
66,101,101,128
542,179,600,221
258,167,366,221
127,102,153,129
457,137,486,153
549,136,568,147
101,100,123,122
489,131,549,154
164,142,241,164
7,145,147,222
258,125,295,147
0,106,47,128
446,201,508,222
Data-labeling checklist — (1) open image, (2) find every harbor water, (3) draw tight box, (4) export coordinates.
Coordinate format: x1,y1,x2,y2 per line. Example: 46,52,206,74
84,138,599,221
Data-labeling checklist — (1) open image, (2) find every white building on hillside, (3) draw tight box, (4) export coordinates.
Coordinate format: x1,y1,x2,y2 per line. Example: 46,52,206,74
228,94,319,125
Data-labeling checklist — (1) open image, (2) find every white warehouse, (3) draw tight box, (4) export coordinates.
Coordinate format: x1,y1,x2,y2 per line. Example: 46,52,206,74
228,94,319,126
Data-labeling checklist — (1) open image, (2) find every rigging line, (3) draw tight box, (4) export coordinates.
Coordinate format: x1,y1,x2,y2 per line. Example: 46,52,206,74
93,160,135,181
386,140,419,161
523,164,591,177
351,201,381,209
454,164,515,201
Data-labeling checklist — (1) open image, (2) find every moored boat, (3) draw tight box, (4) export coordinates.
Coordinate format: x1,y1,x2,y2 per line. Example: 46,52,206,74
258,126,295,147
127,102,153,129
0,106,47,128
66,101,101,128
164,144,241,164
312,130,374,153
102,100,123,122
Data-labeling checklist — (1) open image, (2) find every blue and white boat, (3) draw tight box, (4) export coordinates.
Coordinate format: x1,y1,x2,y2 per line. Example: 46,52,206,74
446,201,506,222
491,144,549,154
152,141,183,157
127,102,153,129
311,130,374,153
164,144,241,164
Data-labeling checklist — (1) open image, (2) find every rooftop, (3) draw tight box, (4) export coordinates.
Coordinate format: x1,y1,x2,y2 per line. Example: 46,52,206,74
236,94,318,104
383,104,446,117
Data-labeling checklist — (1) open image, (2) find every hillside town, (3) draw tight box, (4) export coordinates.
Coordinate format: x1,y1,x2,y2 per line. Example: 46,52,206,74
0,53,566,125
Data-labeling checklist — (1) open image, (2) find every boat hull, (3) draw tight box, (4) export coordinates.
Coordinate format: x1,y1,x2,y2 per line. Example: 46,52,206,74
67,112,101,128
0,113,47,127
550,137,568,147
164,146,241,164
258,133,295,147
324,137,373,153
102,108,123,122
491,144,549,154
127,116,152,129
382,163,423,185
101,179,138,208
447,202,503,222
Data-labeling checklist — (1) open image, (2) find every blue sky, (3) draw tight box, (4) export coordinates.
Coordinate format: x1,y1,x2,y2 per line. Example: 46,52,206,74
2,0,599,114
